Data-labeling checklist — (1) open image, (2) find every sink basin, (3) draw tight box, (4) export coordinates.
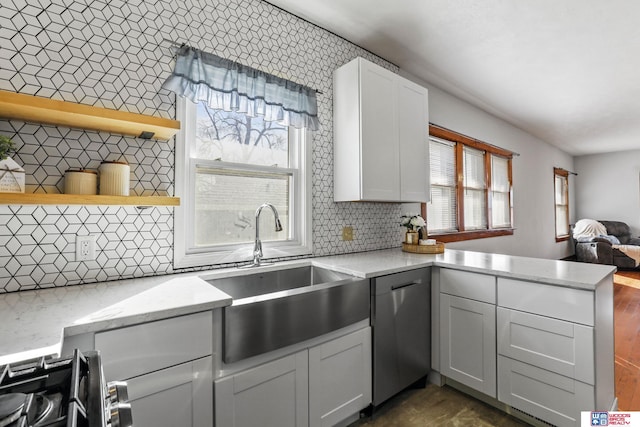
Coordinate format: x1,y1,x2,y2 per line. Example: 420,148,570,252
203,265,369,363
205,265,352,300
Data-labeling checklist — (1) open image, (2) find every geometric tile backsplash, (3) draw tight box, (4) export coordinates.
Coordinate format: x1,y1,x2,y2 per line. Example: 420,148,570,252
0,0,407,293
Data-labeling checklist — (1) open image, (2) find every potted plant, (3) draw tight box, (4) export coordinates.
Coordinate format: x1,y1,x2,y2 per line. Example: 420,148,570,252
0,135,15,160
400,214,426,244
0,135,24,193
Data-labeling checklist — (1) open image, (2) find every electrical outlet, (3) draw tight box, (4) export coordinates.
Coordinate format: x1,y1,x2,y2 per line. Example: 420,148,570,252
76,235,96,261
342,226,353,241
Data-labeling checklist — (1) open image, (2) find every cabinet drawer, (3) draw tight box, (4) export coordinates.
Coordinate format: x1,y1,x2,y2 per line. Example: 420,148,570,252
498,356,594,427
96,311,213,381
440,269,495,304
498,278,594,325
497,308,594,384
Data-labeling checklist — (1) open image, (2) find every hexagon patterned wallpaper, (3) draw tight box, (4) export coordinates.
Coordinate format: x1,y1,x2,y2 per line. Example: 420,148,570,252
0,0,407,293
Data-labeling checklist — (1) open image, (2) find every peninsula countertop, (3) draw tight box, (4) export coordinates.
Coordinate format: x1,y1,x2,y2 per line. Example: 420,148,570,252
0,248,616,365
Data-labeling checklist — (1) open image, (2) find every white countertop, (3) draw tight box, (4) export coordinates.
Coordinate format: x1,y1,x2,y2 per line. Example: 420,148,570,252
0,273,232,365
0,248,615,365
313,248,617,289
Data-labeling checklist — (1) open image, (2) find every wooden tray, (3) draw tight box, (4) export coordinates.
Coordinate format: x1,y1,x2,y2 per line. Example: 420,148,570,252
402,242,445,254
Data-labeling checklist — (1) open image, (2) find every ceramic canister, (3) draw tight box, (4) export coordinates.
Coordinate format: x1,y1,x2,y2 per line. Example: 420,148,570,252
64,169,98,195
99,161,130,196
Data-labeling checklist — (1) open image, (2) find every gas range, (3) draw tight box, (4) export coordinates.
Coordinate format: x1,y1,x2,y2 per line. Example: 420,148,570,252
0,350,131,427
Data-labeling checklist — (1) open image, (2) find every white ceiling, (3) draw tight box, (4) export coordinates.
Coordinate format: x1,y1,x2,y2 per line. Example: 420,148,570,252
267,0,640,156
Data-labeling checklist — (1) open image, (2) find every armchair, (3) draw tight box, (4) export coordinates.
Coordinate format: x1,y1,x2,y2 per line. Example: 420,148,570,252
574,220,640,269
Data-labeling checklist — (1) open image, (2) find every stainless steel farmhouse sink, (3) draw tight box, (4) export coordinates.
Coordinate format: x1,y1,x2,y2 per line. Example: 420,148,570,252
203,265,369,363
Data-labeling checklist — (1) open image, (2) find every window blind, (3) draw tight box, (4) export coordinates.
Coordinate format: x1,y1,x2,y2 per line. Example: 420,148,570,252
427,138,457,232
490,155,511,228
463,146,486,230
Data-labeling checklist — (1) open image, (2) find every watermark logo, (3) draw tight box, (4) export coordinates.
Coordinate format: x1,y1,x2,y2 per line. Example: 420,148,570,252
582,411,639,426
591,412,608,426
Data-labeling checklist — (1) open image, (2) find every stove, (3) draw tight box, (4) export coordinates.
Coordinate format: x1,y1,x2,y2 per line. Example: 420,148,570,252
0,350,132,427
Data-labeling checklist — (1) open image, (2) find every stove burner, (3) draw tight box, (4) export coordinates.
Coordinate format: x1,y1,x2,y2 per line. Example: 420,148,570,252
0,350,131,427
31,394,54,426
0,393,26,427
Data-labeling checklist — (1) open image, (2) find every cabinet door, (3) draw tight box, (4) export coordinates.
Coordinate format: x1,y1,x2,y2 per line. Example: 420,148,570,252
126,356,213,427
309,327,372,427
440,294,496,397
359,59,399,201
215,351,309,427
397,77,429,202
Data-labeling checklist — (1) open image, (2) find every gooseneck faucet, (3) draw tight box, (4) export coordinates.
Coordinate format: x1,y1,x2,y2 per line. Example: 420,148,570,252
252,203,283,266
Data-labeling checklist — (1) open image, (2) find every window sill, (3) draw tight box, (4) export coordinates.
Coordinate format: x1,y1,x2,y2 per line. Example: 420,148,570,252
555,235,570,242
429,228,514,243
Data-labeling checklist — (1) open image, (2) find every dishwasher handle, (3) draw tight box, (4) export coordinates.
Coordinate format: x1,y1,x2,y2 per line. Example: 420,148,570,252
391,279,422,291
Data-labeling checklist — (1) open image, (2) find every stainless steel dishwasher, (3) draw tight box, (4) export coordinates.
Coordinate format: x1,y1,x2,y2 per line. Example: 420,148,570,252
372,267,431,406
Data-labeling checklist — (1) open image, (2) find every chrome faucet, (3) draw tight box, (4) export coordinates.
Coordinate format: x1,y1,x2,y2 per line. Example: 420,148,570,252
252,203,283,266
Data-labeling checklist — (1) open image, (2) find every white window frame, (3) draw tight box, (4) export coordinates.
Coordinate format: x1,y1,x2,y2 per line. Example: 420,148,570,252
173,98,312,268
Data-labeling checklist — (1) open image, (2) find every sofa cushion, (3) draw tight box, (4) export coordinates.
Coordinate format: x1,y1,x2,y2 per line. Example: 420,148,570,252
599,220,632,244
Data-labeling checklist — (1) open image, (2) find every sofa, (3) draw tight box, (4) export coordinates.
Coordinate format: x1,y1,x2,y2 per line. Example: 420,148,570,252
574,219,640,269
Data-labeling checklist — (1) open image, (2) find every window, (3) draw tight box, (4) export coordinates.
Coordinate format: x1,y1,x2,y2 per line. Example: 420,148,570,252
554,168,570,241
425,125,514,243
174,99,312,268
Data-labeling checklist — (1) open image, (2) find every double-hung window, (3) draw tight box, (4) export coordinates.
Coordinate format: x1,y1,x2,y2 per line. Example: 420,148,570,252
554,167,570,241
425,125,514,242
174,99,312,268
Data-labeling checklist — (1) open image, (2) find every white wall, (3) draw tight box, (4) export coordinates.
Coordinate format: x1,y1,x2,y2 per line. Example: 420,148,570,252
575,150,640,236
400,71,575,259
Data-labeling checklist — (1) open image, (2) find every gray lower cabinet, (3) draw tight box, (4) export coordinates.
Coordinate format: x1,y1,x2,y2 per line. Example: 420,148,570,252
439,293,496,397
92,311,214,427
439,269,497,397
127,357,213,427
215,351,309,427
437,269,615,427
215,327,371,427
496,277,614,427
309,327,372,427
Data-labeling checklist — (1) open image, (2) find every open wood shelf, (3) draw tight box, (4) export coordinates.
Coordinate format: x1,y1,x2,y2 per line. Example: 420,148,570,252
0,193,180,206
0,90,180,141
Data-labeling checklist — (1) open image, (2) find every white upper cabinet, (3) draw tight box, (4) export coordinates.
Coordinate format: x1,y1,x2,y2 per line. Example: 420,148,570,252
333,57,429,202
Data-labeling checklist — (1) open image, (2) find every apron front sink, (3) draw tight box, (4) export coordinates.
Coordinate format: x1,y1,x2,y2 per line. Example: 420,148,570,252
203,265,369,363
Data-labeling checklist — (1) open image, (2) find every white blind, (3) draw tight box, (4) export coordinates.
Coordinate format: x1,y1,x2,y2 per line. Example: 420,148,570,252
463,146,486,230
491,155,511,228
427,138,457,232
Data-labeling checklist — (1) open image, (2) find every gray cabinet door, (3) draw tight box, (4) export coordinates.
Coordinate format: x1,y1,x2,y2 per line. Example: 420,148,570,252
309,327,372,427
215,351,309,427
440,293,496,397
126,356,213,427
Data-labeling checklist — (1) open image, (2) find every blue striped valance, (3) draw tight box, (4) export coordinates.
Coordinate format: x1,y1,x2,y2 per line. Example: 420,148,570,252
162,45,320,130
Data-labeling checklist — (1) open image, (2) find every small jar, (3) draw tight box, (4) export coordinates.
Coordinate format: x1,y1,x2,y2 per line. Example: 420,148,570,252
405,231,419,244
64,169,97,195
99,161,130,196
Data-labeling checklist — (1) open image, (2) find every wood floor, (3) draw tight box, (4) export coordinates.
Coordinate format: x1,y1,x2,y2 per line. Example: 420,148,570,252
613,270,640,410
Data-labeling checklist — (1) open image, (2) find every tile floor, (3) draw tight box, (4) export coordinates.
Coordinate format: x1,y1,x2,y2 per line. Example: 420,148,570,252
350,384,529,427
